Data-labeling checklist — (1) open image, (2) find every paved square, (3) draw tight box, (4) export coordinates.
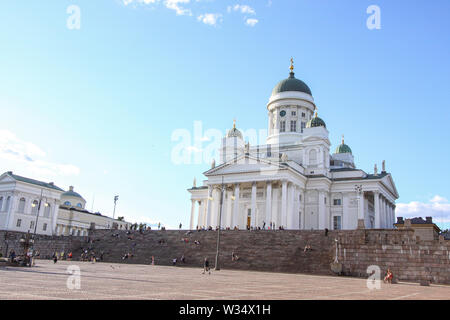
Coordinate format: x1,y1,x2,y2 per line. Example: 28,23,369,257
0,260,449,300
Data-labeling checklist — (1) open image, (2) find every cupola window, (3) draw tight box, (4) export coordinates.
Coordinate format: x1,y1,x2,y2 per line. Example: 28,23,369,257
290,120,297,132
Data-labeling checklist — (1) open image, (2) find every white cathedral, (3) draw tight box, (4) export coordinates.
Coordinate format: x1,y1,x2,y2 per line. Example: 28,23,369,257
188,60,398,231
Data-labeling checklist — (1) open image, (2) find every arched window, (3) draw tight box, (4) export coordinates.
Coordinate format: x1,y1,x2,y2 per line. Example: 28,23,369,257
0,197,3,212
31,200,39,215
76,203,82,208
64,201,71,206
44,203,51,217
18,198,26,213
5,196,11,212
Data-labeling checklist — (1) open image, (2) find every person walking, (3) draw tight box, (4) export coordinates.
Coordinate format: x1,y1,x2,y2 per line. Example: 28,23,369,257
202,257,210,275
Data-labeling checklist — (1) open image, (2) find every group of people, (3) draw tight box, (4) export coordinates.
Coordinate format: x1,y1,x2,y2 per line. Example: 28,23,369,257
195,223,287,231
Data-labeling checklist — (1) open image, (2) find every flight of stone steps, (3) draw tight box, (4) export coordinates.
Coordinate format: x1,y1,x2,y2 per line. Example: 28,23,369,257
73,229,339,275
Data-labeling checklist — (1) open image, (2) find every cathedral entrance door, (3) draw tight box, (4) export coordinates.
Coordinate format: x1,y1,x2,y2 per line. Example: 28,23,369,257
247,209,251,229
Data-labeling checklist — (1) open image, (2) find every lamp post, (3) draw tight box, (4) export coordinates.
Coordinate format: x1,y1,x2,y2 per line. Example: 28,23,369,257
32,189,47,237
355,184,364,229
214,176,225,271
113,195,119,220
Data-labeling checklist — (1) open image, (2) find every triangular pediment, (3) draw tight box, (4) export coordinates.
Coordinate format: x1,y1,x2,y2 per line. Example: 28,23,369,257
0,173,16,184
204,155,286,176
381,174,399,199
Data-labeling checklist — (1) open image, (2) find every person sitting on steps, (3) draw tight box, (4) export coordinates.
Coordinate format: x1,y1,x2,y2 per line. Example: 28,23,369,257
384,268,394,284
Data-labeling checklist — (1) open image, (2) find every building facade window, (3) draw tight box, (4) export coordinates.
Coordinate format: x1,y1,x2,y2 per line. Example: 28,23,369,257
280,121,286,132
44,204,51,217
5,196,11,212
290,120,297,132
18,198,26,213
43,223,47,231
30,221,35,229
76,203,82,208
333,199,342,206
16,219,22,227
301,121,306,133
333,216,342,230
31,200,39,215
0,197,3,211
301,112,306,118
291,111,296,116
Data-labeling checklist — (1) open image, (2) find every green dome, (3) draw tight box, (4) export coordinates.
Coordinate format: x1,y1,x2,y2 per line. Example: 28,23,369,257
272,72,312,96
227,127,243,139
306,113,326,128
226,121,243,139
335,138,352,154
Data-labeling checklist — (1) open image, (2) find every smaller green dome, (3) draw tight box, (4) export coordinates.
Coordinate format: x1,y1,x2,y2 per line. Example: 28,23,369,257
306,112,326,128
335,136,352,154
226,120,243,139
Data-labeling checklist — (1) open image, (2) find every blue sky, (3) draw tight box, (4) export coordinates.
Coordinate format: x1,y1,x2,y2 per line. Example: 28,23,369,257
0,0,449,229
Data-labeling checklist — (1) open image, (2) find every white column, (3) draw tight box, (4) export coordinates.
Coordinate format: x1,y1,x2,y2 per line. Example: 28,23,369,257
220,188,226,228
206,186,213,228
342,193,349,230
212,187,220,228
374,192,380,228
202,201,207,227
392,205,396,226
272,185,279,228
388,202,393,229
358,192,365,220
226,190,232,228
281,180,288,228
318,191,326,230
197,201,203,229
294,186,300,229
251,182,257,228
301,189,305,229
190,200,196,230
233,184,240,229
384,199,388,229
265,181,272,228
287,183,295,229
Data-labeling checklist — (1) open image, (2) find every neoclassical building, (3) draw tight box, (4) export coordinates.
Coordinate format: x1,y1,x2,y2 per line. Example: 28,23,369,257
188,61,399,231
0,171,131,236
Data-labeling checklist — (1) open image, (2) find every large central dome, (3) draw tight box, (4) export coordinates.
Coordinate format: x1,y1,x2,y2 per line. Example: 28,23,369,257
272,71,312,96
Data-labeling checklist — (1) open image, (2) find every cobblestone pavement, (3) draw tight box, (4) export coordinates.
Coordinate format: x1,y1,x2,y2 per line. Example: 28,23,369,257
0,260,449,300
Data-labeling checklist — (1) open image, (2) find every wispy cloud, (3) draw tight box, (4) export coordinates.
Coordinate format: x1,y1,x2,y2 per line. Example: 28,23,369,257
396,195,450,227
227,4,256,15
197,13,222,26
165,0,192,16
0,130,80,177
246,18,258,27
122,1,259,26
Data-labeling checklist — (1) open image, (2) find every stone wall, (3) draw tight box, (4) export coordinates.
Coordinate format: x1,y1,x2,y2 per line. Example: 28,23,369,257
0,230,85,259
1,228,449,285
